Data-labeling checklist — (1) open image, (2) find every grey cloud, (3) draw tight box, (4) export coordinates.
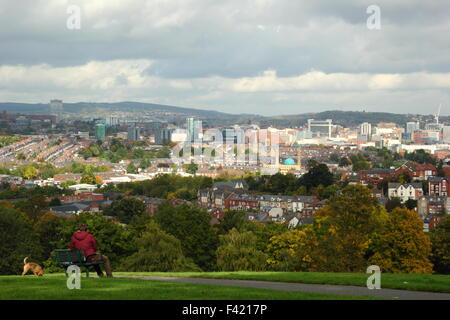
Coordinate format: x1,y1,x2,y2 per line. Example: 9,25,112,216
0,0,449,115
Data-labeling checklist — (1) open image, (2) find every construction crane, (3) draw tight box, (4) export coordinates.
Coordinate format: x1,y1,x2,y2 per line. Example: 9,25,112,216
435,104,442,125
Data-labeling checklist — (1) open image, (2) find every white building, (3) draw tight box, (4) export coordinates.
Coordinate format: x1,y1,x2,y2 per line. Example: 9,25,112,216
307,119,333,138
359,122,372,136
388,183,424,203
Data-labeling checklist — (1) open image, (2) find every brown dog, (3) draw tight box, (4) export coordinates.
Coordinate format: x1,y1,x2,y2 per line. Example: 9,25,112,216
22,257,44,276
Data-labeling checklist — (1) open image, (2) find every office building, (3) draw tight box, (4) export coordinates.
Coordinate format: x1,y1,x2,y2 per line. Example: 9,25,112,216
156,128,174,145
186,117,202,142
307,119,333,138
406,122,420,134
49,99,63,123
127,126,141,141
95,123,106,140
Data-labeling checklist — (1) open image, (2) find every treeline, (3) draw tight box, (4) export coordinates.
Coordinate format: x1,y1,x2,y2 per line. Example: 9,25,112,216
1,185,450,275
0,162,111,180
0,186,73,200
80,138,170,162
99,174,214,201
245,162,336,197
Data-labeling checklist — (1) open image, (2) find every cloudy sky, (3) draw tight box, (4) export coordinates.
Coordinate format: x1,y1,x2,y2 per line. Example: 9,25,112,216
0,0,449,115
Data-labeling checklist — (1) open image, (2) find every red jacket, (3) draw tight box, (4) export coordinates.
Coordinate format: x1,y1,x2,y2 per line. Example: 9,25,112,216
70,231,97,257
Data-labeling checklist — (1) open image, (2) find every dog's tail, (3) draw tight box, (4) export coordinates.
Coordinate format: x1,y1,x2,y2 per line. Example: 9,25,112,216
24,257,28,265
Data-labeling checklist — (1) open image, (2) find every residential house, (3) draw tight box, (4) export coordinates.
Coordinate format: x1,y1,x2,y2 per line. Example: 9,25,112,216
394,162,437,181
428,177,449,197
387,183,423,203
418,195,449,231
230,193,259,211
359,168,395,186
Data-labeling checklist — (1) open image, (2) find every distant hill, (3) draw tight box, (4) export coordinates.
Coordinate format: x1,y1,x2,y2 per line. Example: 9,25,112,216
0,101,257,119
257,110,413,127
0,102,435,127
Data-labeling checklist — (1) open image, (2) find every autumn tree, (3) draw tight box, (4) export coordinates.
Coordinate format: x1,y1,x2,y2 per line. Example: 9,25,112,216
80,173,97,185
266,228,313,271
369,208,433,273
309,185,388,272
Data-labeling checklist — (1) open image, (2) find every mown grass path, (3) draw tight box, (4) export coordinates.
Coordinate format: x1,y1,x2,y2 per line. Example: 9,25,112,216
114,275,450,300
117,271,450,293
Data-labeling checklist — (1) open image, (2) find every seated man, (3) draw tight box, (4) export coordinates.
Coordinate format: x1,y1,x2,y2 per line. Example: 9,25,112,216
69,224,113,278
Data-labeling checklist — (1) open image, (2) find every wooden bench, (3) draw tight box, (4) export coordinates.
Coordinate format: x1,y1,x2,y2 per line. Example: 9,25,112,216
54,249,104,278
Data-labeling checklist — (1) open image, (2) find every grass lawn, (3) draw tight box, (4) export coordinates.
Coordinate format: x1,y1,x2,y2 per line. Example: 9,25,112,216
0,275,374,300
116,271,450,294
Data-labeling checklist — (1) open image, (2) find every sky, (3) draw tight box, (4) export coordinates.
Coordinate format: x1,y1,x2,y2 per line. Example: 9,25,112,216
0,0,449,116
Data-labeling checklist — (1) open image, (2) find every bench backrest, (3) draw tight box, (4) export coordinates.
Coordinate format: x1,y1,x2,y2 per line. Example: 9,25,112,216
54,249,86,264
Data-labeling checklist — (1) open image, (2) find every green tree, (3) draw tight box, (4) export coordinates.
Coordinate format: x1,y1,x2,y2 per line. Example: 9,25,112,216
437,160,445,177
0,204,43,275
139,159,151,169
122,221,200,272
185,163,199,175
127,162,138,174
13,195,49,222
430,216,450,274
155,203,218,271
217,210,249,235
249,221,289,252
299,163,334,191
104,197,146,224
216,228,267,271
352,160,371,172
329,153,340,163
48,198,62,207
34,212,65,260
385,197,403,212
404,199,418,210
338,157,352,167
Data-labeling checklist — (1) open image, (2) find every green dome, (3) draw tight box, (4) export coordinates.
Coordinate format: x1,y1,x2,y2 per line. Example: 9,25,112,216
283,158,296,165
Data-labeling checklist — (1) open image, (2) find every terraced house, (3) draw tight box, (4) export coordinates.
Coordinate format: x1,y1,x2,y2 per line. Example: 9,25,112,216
428,177,449,196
